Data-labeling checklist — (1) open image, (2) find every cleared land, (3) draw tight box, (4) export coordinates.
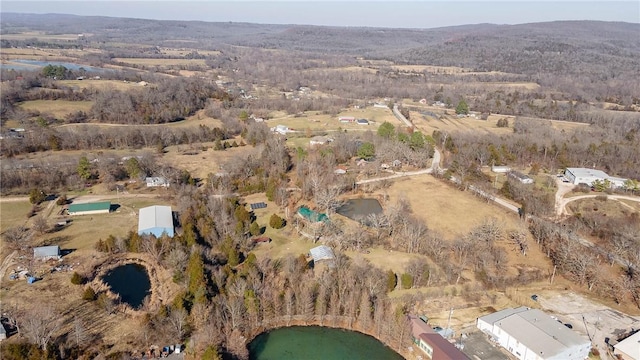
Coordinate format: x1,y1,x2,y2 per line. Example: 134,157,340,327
112,58,207,67
268,107,401,132
57,79,148,91
0,32,82,41
19,100,93,118
0,199,32,233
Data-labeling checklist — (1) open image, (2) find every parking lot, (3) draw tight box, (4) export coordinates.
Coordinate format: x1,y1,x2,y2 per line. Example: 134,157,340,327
460,331,511,360
537,292,640,360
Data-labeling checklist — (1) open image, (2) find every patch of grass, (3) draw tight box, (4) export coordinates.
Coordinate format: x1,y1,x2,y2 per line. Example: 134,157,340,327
19,100,93,118
0,200,32,232
57,79,146,91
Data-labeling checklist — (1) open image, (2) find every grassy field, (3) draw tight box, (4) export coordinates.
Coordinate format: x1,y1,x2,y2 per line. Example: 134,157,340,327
384,175,524,240
112,58,207,67
568,197,639,218
19,100,93,118
0,199,32,233
268,107,402,133
57,79,147,91
162,140,258,181
39,196,167,251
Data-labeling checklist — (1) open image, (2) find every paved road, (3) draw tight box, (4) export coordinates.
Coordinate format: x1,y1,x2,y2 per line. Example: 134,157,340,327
392,104,414,129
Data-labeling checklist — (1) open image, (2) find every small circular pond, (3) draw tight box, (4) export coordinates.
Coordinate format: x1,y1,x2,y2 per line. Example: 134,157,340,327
248,326,403,360
101,263,151,308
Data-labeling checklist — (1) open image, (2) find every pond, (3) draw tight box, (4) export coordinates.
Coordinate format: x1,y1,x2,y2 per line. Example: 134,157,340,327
101,263,151,309
336,198,383,226
3,60,109,72
248,326,403,360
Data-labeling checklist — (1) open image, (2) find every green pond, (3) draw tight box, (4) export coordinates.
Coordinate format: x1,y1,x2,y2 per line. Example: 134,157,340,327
248,326,404,360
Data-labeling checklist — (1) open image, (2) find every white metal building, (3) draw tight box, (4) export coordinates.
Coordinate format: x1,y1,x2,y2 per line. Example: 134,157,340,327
614,331,640,360
138,205,174,237
477,307,591,360
564,168,628,187
309,245,335,262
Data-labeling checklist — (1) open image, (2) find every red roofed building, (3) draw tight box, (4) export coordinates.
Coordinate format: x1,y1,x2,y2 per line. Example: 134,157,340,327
409,315,469,360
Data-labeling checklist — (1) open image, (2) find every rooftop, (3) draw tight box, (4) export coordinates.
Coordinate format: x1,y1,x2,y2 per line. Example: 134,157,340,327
480,307,590,358
33,245,60,258
309,245,335,262
566,167,609,179
68,201,111,213
614,331,640,359
138,205,173,233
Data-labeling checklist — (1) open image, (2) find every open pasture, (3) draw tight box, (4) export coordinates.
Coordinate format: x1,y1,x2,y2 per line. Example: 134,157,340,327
19,100,93,118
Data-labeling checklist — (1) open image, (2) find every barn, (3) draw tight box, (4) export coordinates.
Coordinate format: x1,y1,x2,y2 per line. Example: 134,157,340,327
138,205,174,237
67,201,111,215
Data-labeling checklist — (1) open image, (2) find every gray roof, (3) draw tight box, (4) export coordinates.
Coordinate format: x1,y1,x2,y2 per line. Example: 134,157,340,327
33,245,60,258
138,205,173,232
309,245,335,262
566,167,609,179
483,307,590,358
478,306,527,325
614,331,640,359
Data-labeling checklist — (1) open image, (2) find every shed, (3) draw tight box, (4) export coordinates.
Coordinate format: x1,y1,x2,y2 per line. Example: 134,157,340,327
138,205,174,237
309,245,335,262
508,171,534,184
33,245,61,261
68,201,111,215
491,165,511,173
356,118,369,125
0,322,6,341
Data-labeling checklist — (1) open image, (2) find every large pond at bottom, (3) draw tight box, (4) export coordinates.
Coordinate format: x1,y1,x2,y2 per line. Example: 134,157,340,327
101,263,151,308
248,326,403,360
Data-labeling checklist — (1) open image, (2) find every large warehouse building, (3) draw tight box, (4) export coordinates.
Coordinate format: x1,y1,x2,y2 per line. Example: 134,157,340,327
138,205,174,237
67,201,111,215
477,307,591,360
564,168,627,188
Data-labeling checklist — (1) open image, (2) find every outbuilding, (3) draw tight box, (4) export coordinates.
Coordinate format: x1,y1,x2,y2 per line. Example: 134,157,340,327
145,177,169,187
138,205,174,237
508,171,534,184
33,245,61,261
67,201,111,215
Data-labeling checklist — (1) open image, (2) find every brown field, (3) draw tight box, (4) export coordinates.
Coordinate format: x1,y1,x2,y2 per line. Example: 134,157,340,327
0,32,82,41
411,111,515,136
112,58,207,67
385,175,525,240
19,100,93,118
390,64,473,74
268,107,402,133
162,140,258,181
0,199,32,233
160,49,220,57
57,79,148,91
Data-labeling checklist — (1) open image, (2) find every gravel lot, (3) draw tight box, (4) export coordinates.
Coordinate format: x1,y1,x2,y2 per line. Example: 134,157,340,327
537,292,640,360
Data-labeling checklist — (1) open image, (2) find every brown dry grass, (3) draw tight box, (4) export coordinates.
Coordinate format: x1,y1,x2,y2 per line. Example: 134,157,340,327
385,175,521,239
568,197,639,219
19,100,93,118
268,107,402,133
0,199,32,233
112,58,207,66
162,140,257,181
0,32,81,41
57,79,147,91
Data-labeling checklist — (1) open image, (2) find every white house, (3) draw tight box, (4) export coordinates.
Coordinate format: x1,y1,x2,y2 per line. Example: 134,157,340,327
491,165,511,173
339,116,355,123
477,307,591,360
309,136,332,146
271,125,290,135
145,177,169,188
508,171,534,184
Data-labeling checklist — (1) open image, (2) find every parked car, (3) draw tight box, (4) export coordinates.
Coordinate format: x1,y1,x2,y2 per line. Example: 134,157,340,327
531,294,539,301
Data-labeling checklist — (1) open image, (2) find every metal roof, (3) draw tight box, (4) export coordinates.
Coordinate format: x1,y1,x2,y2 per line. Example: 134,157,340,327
33,245,60,258
138,205,173,235
68,201,111,213
483,307,590,358
309,245,335,262
566,167,609,179
614,331,640,360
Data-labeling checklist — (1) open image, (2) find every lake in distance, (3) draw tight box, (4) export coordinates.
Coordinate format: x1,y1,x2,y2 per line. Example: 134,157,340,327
248,326,404,360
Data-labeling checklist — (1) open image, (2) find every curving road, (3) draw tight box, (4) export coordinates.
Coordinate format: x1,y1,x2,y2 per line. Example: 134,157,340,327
558,194,640,216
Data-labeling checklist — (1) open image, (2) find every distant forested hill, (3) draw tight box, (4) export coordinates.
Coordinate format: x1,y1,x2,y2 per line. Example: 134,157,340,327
2,13,639,85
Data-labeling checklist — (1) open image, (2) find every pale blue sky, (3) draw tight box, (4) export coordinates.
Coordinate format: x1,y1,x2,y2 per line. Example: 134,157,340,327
1,1,638,28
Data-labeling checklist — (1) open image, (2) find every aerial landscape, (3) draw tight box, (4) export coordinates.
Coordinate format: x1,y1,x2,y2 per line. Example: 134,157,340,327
0,2,639,359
